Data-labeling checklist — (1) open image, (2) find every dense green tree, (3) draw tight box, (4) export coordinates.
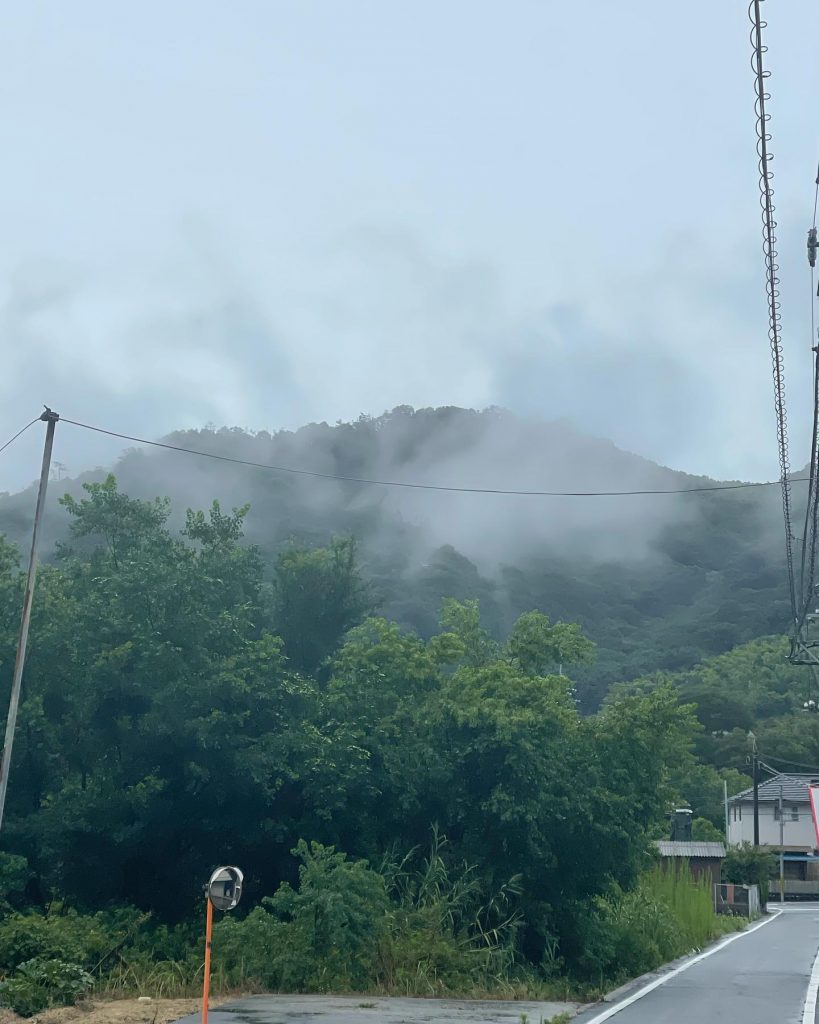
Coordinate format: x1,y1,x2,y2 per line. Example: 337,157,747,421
506,610,596,676
0,476,729,972
272,537,371,676
4,480,367,916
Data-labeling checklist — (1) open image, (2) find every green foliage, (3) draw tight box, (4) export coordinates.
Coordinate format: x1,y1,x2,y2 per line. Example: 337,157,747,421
273,537,371,676
266,840,389,991
692,817,724,841
378,830,522,994
575,864,741,984
214,832,526,997
0,407,796,705
439,598,499,667
0,906,152,973
0,854,29,907
0,958,93,1017
215,840,391,992
0,473,753,993
506,611,596,676
723,843,775,904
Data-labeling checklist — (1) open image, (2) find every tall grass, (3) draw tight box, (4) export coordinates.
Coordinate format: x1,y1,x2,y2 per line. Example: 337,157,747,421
639,862,726,951
585,861,744,989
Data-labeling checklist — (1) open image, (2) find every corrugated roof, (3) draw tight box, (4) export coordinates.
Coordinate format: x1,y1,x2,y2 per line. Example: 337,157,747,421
729,772,819,805
656,841,726,858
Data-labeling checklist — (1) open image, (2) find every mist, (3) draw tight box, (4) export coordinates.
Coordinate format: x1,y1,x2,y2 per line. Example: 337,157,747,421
0,405,778,575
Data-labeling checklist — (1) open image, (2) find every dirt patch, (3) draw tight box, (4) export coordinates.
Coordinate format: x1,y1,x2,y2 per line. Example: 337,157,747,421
0,998,216,1024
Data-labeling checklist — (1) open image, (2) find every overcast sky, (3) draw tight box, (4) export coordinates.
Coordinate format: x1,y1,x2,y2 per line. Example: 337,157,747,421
1,0,818,493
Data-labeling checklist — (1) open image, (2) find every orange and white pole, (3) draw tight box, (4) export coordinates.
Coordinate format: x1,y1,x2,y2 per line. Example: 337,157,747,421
202,895,214,1024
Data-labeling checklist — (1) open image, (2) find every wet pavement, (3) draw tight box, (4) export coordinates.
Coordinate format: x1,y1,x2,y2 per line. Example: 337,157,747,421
176,993,577,1024
573,904,819,1024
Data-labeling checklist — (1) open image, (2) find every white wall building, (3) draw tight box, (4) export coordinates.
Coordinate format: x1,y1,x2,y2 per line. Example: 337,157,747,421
727,773,819,852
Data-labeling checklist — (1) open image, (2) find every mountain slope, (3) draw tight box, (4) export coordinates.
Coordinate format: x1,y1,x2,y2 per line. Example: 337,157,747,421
0,406,791,707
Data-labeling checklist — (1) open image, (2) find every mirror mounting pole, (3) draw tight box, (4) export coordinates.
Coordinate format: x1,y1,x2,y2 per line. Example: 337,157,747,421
202,893,214,1024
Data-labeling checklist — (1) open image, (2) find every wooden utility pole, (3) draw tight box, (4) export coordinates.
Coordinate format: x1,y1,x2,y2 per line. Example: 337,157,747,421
0,409,59,834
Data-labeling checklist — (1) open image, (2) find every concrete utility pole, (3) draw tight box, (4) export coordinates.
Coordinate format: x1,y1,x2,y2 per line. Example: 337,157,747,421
0,409,59,834
779,785,785,905
750,736,760,846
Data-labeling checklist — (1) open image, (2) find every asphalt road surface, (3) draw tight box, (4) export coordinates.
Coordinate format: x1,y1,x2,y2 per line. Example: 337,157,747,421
574,904,819,1024
179,994,577,1024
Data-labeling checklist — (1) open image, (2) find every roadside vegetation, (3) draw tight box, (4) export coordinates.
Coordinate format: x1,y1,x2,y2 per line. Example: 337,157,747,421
0,848,745,1015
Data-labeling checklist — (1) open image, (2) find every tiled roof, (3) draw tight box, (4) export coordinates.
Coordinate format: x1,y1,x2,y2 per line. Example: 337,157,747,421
656,840,726,858
729,772,819,805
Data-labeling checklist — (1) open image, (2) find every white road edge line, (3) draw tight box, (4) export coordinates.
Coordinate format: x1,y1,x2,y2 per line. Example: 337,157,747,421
580,911,781,1024
801,943,819,1024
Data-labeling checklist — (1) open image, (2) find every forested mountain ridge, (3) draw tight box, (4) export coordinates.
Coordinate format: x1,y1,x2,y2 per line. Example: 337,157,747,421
0,406,792,708
611,634,819,779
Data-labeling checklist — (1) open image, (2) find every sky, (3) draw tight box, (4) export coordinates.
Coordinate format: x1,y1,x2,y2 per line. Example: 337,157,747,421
1,0,819,493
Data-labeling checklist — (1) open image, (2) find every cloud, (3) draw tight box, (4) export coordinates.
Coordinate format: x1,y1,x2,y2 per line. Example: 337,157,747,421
0,214,806,501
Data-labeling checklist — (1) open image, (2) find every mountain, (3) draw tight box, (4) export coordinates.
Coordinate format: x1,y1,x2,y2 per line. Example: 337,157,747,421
0,405,792,707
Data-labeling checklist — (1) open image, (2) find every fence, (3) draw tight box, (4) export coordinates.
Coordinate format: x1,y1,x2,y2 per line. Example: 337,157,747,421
714,883,761,917
770,879,819,899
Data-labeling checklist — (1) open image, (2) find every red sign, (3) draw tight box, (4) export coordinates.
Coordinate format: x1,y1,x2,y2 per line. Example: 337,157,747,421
809,786,819,848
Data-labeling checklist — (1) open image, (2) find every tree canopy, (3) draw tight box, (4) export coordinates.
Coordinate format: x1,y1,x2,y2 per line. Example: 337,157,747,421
0,477,710,970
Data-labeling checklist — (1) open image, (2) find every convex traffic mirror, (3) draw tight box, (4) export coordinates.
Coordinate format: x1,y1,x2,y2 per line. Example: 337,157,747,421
207,865,243,912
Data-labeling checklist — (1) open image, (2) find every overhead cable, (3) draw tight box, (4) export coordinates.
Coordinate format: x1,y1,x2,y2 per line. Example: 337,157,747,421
61,416,809,499
0,419,41,458
759,752,819,773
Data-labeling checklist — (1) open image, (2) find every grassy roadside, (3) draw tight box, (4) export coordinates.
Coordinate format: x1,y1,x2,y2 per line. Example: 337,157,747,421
0,863,750,1016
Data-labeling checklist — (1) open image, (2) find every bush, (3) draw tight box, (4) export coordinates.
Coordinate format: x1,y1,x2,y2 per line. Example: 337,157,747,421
0,957,93,1017
0,855,29,907
0,906,149,973
723,843,775,904
213,832,526,997
376,832,522,995
214,840,389,992
573,863,740,985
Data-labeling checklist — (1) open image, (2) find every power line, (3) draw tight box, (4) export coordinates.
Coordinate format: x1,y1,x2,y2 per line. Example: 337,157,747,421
0,419,41,458
759,753,819,774
61,415,810,499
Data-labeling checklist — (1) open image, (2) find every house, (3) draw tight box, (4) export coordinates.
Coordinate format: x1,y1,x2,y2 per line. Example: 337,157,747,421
727,772,819,885
655,809,725,888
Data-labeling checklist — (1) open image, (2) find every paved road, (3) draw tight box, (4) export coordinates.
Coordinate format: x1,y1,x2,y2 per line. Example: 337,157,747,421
180,993,576,1024
574,905,819,1024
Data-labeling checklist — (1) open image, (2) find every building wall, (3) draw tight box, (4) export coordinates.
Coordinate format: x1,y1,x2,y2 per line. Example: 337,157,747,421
692,858,722,889
727,800,816,850
659,856,722,889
